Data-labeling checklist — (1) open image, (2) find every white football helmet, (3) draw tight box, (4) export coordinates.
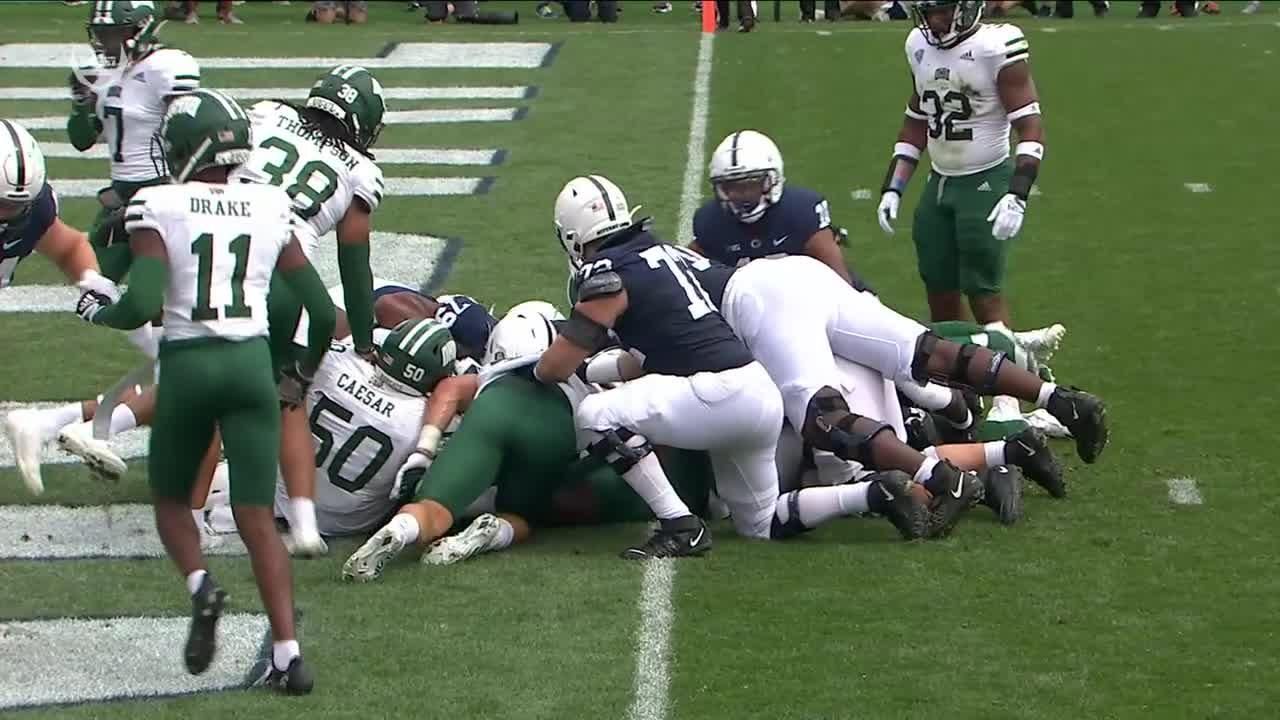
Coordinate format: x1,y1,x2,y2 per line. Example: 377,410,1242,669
555,175,638,268
0,120,47,219
708,130,785,224
483,300,566,365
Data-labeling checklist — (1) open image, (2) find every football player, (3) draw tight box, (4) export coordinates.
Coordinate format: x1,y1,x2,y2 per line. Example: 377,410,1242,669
70,0,201,287
0,119,125,495
72,89,330,694
534,176,933,559
876,0,1044,326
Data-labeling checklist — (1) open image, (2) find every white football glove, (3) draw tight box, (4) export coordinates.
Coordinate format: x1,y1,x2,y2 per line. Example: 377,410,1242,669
389,451,433,500
987,193,1026,241
876,191,900,235
78,270,121,302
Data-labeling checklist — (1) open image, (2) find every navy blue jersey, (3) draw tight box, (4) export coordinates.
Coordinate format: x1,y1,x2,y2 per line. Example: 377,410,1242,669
577,228,752,376
0,184,57,289
692,185,829,268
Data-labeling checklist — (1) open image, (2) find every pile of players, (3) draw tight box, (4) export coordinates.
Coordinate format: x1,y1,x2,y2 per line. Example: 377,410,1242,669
0,0,1108,697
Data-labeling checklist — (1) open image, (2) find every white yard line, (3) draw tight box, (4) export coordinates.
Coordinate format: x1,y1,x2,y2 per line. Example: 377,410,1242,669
1166,477,1204,506
0,86,532,101
1183,182,1213,193
12,108,523,131
626,560,677,720
47,177,489,198
676,32,715,247
37,143,504,166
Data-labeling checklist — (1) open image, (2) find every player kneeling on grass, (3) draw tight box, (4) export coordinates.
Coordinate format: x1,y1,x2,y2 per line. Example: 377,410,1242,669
72,90,332,695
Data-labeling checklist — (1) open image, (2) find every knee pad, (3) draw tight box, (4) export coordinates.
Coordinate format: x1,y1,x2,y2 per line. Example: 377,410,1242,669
585,428,653,475
952,344,1006,396
911,332,940,383
769,490,809,540
801,387,894,465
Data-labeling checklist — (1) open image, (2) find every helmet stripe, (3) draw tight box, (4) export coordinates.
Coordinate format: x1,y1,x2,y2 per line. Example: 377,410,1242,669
204,89,244,121
397,318,435,352
730,130,742,166
585,175,616,222
1,120,26,190
409,324,449,357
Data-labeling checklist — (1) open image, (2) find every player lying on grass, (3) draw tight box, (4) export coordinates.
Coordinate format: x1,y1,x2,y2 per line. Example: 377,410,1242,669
343,302,931,580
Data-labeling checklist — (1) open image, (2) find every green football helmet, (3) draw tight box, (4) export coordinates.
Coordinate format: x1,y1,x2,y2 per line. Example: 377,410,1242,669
86,0,162,69
154,89,252,183
376,318,457,396
911,0,983,49
305,65,387,151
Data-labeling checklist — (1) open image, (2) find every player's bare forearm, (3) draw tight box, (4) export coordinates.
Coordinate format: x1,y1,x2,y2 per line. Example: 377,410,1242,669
536,335,594,383
804,229,851,283
37,219,99,284
897,116,928,150
336,207,375,352
884,113,927,196
424,374,479,431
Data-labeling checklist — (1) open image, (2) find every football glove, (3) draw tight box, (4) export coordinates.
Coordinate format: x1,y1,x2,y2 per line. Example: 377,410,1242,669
390,451,433,501
877,191,900,235
278,362,315,409
987,193,1026,241
75,289,114,323
77,270,121,303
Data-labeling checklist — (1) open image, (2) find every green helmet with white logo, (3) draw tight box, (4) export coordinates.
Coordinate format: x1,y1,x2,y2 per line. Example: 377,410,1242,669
155,89,252,183
377,318,456,396
305,65,387,151
86,0,161,69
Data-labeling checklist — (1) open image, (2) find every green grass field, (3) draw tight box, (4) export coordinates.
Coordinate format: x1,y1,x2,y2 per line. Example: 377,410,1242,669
2,1,1279,718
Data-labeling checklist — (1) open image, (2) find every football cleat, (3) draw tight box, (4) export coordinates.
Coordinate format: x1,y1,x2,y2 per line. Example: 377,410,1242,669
257,656,314,695
1046,387,1109,464
1023,408,1071,439
423,513,500,566
342,525,407,582
3,409,52,495
57,422,128,484
1005,427,1066,498
1013,323,1066,366
184,574,227,675
979,465,1024,525
620,515,711,560
866,471,929,540
925,463,983,539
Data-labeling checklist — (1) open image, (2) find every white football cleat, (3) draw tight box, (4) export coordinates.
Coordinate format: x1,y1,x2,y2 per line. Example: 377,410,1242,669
285,530,329,557
3,409,53,495
1023,409,1073,439
1013,323,1067,366
57,422,128,483
422,513,500,566
197,516,225,552
342,526,406,582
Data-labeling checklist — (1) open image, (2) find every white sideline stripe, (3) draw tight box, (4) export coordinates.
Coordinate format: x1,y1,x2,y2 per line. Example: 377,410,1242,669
1167,477,1203,506
0,85,531,101
38,143,503,166
0,503,249,559
0,231,449,314
850,188,873,201
0,42,554,68
626,560,676,720
47,177,485,198
1184,182,1213,193
0,402,150,469
0,613,267,709
676,32,715,247
12,109,520,131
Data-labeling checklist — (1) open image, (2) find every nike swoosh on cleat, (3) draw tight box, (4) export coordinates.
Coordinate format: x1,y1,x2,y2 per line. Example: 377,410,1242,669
1019,441,1035,456
951,478,964,499
689,528,705,547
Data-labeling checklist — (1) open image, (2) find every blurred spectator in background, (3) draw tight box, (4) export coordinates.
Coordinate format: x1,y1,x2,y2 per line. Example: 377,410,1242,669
167,0,243,24
715,0,757,30
534,1,617,22
424,0,521,23
1138,0,1218,16
987,1,1109,18
308,0,367,24
1242,0,1268,13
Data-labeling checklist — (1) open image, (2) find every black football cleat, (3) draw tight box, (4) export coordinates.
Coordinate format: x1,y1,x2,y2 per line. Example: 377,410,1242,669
979,465,1024,526
1005,427,1066,498
926,463,984,539
620,515,711,559
1046,387,1109,464
260,656,315,696
184,574,227,676
867,471,929,540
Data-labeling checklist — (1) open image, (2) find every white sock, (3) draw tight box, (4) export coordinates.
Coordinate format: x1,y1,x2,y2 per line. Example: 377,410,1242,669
486,518,515,551
191,507,205,527
774,483,871,529
983,441,1006,469
272,639,300,671
41,403,85,436
186,569,207,596
1035,383,1058,409
912,456,940,486
289,497,318,539
622,453,691,520
388,513,420,544
109,404,138,435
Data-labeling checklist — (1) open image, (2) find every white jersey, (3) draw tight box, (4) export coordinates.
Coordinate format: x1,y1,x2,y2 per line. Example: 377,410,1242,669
905,24,1030,176
232,100,384,256
303,339,426,535
124,182,294,342
95,48,201,182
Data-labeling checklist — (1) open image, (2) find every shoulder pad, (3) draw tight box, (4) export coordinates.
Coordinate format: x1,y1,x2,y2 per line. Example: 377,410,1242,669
578,271,624,301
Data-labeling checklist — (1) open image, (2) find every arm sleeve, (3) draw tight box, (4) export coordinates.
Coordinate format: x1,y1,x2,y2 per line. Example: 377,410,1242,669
93,255,166,329
338,241,375,352
154,50,201,98
279,260,335,373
